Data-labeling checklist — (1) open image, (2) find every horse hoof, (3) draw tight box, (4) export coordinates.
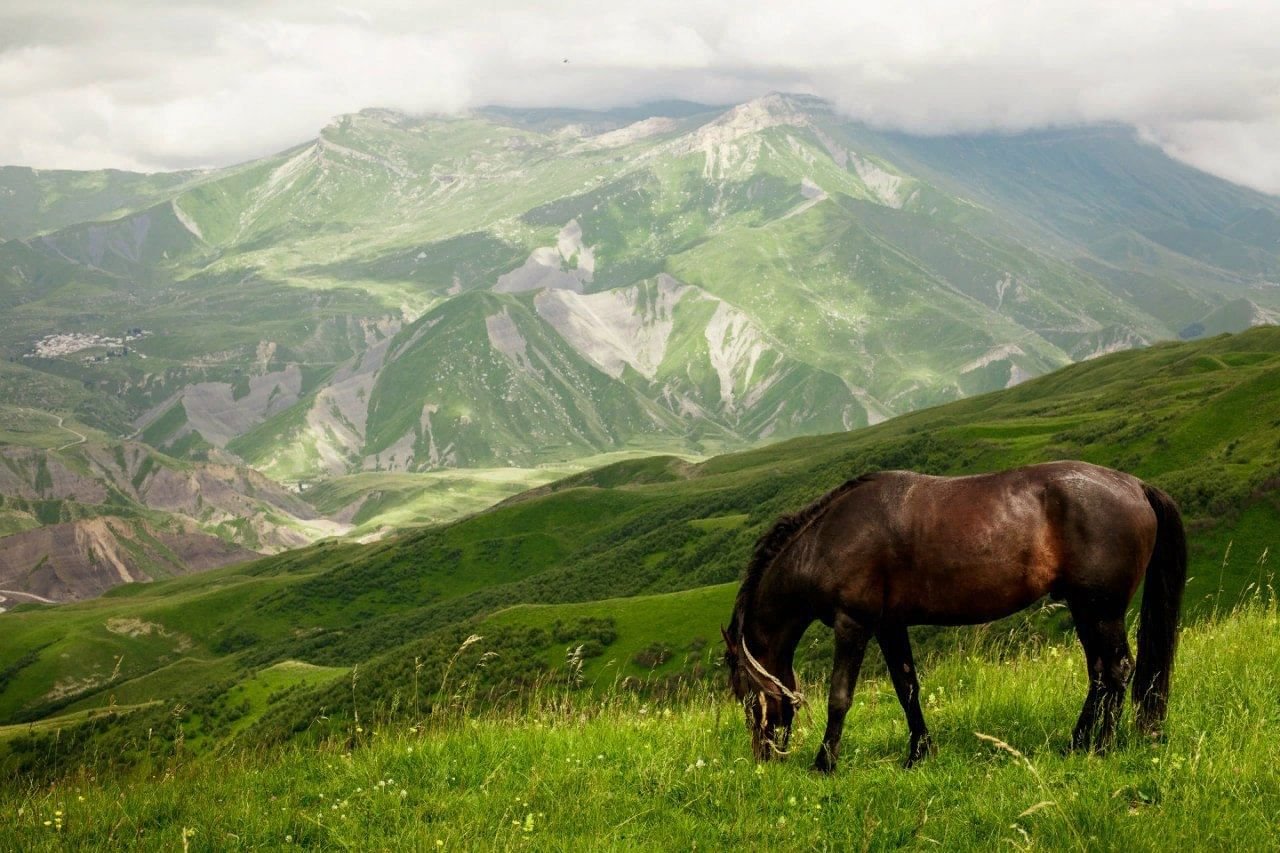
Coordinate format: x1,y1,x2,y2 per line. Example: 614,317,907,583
1066,733,1092,754
812,753,837,774
904,737,936,768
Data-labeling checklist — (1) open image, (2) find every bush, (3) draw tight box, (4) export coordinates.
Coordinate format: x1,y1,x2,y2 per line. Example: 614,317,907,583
632,643,672,669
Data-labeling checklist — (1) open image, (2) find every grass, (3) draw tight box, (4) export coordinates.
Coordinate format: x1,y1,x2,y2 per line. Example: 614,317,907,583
483,583,735,683
217,661,349,737
0,405,95,451
1,601,1276,850
61,659,237,716
299,454,689,537
0,703,163,743
0,561,323,722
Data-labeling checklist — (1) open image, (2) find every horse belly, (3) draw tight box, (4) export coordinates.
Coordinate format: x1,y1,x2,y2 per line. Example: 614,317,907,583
890,526,1062,626
893,571,1050,626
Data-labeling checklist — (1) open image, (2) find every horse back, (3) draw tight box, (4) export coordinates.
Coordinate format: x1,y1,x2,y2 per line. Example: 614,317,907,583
807,462,1158,625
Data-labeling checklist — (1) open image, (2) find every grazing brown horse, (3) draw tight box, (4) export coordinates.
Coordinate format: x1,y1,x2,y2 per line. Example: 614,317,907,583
723,461,1186,772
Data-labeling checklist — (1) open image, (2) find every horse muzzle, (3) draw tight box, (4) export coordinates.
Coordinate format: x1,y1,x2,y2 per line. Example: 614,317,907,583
751,722,792,761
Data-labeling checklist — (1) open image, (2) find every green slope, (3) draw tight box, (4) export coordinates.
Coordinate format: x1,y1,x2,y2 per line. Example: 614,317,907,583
361,291,688,466
5,605,1278,849
0,166,206,241
2,329,1278,778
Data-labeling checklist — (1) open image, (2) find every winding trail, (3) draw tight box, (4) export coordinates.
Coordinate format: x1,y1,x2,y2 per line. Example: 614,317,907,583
52,414,87,451
12,407,86,451
0,588,58,615
0,589,59,605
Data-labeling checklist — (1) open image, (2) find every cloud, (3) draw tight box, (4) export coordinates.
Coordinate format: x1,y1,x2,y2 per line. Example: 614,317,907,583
1,0,1278,193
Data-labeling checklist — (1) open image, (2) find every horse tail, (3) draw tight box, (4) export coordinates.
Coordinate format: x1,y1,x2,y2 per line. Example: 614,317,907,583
1132,483,1187,735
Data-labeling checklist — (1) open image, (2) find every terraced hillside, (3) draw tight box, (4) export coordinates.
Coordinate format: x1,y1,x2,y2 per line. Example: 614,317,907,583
1,328,1277,778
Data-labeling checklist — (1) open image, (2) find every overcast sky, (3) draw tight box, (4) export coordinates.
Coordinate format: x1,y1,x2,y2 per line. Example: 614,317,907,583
3,1,1278,193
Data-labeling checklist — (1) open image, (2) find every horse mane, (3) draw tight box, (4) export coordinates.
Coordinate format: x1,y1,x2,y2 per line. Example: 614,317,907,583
732,473,881,634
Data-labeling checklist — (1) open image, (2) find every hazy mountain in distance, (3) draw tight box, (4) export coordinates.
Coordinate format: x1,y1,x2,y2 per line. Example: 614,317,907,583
0,94,1277,585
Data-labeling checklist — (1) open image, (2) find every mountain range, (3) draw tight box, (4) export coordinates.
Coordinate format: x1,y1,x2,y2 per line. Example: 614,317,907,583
2,93,1279,600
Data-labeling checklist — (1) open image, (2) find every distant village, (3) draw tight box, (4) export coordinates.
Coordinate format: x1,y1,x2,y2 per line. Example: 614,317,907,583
24,328,149,363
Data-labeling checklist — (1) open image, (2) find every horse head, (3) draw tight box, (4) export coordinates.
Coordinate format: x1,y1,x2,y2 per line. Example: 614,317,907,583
724,624,804,760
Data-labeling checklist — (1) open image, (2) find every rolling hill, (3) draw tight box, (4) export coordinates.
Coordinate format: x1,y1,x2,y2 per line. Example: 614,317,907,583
2,327,1277,778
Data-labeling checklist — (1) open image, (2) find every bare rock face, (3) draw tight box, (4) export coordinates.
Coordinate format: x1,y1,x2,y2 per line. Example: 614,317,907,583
0,442,340,555
0,517,259,604
493,220,595,294
0,437,354,604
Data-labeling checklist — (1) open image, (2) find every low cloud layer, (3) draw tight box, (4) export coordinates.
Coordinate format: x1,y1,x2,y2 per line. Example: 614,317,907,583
3,1,1278,193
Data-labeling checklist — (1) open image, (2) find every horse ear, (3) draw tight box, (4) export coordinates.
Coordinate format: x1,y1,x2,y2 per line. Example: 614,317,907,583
720,625,733,648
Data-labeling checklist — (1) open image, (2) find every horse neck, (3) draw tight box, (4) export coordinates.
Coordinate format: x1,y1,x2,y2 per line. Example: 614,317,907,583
740,563,812,677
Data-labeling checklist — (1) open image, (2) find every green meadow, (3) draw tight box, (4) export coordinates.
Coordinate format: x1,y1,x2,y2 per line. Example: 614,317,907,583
2,600,1276,850
4,92,1280,851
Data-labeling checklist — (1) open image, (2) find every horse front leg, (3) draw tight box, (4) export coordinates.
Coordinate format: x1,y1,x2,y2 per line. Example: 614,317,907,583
877,622,935,767
813,612,870,774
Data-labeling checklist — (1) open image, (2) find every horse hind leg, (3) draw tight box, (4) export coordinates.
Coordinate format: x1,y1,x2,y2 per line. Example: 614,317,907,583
1071,680,1102,752
1069,613,1104,751
1091,617,1134,751
1070,606,1133,753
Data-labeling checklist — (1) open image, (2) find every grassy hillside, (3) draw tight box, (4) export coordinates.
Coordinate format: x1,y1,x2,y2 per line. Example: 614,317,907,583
2,602,1276,850
1,328,1278,777
0,166,205,241
298,453,679,539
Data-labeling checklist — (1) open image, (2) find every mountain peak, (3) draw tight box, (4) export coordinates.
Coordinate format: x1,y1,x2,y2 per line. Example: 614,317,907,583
707,93,811,134
657,93,817,179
